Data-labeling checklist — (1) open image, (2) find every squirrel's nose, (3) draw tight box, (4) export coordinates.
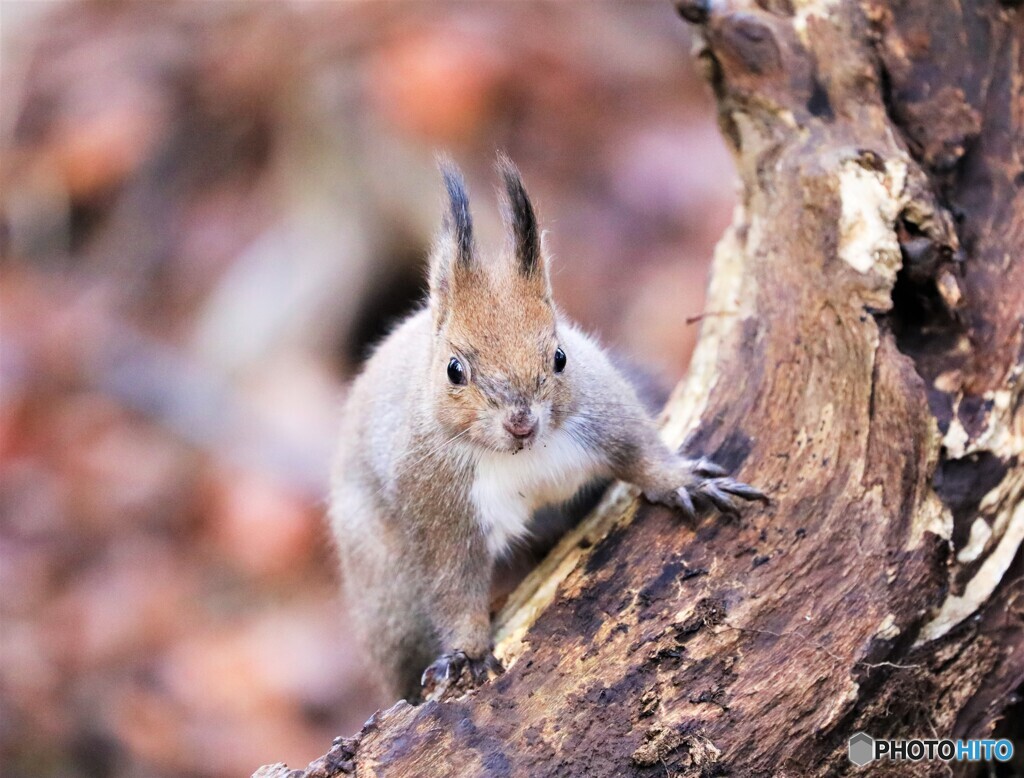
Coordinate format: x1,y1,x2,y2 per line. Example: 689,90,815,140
503,412,537,440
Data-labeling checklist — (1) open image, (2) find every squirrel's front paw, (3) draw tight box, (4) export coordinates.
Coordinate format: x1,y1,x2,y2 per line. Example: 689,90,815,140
421,650,503,701
645,457,768,521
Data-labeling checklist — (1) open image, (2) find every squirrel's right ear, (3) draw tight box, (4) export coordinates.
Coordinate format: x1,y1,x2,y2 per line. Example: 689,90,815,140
429,157,477,323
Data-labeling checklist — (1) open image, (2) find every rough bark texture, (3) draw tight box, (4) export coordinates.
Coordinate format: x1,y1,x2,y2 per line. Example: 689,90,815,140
257,0,1023,775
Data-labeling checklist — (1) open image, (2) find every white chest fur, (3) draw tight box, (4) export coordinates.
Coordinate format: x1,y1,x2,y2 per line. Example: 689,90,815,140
470,424,605,558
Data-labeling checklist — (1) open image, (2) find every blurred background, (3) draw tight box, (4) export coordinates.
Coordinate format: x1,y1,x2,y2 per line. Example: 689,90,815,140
0,2,737,775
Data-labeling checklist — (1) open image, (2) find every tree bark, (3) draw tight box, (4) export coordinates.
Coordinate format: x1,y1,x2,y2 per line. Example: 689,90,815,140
257,0,1023,775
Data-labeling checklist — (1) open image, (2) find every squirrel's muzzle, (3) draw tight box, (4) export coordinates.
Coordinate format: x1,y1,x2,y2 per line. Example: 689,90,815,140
503,409,537,441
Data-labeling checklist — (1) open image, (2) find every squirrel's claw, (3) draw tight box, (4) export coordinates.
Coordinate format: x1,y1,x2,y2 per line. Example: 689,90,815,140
691,475,769,518
421,650,502,701
713,477,769,504
699,482,742,517
646,458,768,521
674,486,697,521
693,457,728,478
646,485,697,521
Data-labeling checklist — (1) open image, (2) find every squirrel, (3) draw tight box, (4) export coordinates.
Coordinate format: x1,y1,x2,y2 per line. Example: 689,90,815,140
329,155,765,703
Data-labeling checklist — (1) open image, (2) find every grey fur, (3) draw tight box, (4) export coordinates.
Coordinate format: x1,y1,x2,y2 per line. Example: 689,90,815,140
329,161,765,702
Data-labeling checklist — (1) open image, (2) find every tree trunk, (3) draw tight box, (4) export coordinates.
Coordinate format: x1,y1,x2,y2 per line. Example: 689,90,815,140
257,0,1023,775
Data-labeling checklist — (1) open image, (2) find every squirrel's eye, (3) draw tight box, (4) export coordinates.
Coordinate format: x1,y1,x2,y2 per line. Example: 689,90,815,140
447,357,466,385
553,347,567,373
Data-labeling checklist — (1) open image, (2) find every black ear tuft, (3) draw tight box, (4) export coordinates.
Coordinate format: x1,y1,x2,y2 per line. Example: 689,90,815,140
496,152,540,277
438,156,474,268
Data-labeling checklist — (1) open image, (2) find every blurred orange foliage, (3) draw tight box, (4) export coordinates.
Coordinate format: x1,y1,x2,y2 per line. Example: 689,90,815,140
0,3,735,775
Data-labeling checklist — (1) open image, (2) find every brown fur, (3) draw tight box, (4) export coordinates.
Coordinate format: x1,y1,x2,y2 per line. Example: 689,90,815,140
329,157,764,702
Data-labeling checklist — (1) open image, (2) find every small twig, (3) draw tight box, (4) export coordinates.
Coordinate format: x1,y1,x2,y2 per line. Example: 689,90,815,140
718,621,924,671
685,310,738,325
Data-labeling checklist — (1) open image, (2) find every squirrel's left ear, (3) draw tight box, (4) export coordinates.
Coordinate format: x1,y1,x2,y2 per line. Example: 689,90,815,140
497,153,549,292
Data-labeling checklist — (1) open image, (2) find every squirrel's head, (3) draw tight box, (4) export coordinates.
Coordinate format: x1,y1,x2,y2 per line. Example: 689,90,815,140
428,155,570,454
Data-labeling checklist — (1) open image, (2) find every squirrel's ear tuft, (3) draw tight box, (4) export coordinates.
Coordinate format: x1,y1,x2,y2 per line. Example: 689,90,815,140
430,156,477,321
496,152,544,281
438,156,474,270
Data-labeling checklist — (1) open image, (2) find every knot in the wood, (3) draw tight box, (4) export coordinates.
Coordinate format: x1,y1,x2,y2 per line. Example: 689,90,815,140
718,13,782,75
